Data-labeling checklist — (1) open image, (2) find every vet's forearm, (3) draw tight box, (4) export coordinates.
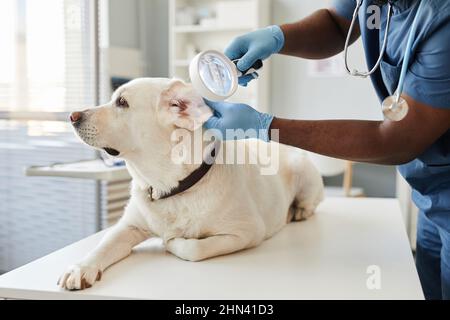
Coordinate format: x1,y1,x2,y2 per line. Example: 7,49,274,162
83,224,150,272
280,9,358,59
270,118,416,165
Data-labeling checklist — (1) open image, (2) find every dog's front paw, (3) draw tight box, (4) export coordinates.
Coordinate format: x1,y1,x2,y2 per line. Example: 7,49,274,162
58,264,102,291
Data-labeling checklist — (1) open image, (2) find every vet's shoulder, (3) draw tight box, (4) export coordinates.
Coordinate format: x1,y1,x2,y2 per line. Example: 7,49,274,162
424,1,450,31
429,0,450,12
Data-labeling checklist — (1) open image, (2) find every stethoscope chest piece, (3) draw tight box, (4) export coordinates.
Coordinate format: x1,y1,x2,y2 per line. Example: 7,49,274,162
382,95,409,122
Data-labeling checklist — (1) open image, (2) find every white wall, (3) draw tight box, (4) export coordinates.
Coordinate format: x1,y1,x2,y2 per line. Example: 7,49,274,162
108,0,141,49
270,0,382,120
104,0,169,78
144,0,169,77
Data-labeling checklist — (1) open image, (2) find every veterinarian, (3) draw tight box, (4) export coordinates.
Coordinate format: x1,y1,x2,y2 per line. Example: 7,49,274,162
203,0,450,300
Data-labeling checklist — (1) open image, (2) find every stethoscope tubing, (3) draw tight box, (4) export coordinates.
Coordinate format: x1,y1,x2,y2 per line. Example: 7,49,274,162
344,0,425,99
343,0,426,121
344,0,393,78
395,0,425,102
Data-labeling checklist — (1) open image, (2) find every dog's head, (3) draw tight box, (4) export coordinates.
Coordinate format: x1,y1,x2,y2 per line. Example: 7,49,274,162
70,78,213,159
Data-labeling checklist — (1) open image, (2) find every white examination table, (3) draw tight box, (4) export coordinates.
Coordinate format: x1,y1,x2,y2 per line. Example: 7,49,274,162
0,198,423,300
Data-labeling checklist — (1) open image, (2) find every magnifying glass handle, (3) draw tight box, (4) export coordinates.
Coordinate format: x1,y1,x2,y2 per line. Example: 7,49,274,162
233,59,263,77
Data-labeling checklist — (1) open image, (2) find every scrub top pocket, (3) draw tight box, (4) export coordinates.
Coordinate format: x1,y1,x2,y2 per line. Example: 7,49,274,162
380,59,402,95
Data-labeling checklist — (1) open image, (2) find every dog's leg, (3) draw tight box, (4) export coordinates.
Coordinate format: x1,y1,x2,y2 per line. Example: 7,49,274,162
59,200,151,290
58,222,151,290
290,158,325,222
166,235,249,262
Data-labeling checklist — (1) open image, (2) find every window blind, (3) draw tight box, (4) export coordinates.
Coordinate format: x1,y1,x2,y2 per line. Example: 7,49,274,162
0,0,98,115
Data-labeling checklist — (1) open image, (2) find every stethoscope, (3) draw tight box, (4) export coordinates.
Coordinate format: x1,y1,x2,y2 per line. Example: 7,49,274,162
344,0,426,121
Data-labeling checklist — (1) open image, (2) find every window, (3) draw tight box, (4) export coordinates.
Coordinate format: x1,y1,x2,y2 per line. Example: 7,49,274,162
0,0,98,117
0,0,101,273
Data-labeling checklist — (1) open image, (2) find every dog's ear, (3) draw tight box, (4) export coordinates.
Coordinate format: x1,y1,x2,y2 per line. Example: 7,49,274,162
159,79,213,131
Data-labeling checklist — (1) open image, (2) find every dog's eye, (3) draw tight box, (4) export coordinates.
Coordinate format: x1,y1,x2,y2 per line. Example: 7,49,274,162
117,97,129,108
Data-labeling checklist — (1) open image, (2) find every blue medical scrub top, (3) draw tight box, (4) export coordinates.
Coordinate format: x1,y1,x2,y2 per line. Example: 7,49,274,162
333,0,450,229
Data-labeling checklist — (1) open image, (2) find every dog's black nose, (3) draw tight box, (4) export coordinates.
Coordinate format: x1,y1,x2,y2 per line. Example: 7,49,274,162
70,112,83,125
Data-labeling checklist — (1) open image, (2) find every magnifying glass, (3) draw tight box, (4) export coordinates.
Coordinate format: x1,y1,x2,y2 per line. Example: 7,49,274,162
189,50,263,101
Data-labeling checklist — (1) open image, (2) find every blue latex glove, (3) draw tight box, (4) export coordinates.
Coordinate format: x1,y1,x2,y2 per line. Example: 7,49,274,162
204,100,274,142
225,25,285,86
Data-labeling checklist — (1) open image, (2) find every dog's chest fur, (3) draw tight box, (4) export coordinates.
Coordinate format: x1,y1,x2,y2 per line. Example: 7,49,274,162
132,187,213,243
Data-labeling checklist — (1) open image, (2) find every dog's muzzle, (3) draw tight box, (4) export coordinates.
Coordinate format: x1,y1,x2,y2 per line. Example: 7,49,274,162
70,111,121,157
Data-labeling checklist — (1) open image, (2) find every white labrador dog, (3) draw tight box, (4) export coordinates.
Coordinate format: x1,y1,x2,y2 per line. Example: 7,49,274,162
58,78,324,290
